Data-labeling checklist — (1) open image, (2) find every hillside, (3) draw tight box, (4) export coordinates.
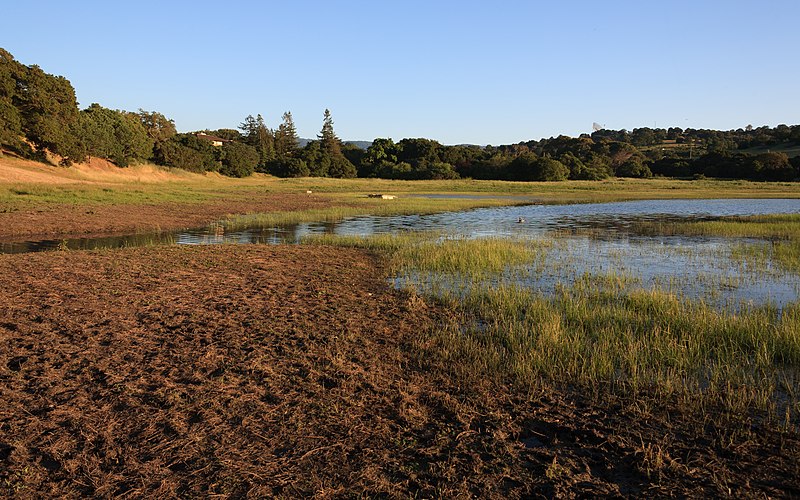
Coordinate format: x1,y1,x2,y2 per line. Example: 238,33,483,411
737,142,800,158
0,154,199,185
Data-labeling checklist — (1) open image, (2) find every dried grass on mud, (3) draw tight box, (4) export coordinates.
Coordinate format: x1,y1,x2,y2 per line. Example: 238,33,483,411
0,155,338,239
0,194,335,240
0,245,798,497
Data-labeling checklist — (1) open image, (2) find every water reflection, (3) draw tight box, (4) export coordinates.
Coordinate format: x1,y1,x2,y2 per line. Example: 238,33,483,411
3,198,800,310
4,198,799,253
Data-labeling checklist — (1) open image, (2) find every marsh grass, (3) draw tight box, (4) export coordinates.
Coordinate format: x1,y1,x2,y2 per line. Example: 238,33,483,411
306,231,800,428
304,232,548,276
637,214,800,273
635,214,800,239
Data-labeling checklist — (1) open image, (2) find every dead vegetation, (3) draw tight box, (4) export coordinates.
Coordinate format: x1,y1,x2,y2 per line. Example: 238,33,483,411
1,245,798,497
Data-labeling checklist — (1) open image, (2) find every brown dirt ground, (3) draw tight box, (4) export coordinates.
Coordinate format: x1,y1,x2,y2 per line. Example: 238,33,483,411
1,245,798,498
0,194,335,240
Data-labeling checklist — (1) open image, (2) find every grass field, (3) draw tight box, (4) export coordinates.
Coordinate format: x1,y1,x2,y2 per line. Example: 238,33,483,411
3,156,800,210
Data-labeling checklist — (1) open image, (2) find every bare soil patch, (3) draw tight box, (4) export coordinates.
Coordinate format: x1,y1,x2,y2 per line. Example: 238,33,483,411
0,193,334,240
0,245,797,497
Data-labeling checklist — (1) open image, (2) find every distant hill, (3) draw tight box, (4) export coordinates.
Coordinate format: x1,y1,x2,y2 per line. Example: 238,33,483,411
737,142,800,158
298,139,373,149
344,140,373,150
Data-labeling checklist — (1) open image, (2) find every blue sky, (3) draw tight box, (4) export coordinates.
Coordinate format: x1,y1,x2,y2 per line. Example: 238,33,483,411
3,1,799,145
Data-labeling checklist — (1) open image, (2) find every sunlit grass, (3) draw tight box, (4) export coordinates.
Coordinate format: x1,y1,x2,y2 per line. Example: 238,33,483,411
0,183,218,206
304,232,548,276
636,214,800,239
305,230,800,428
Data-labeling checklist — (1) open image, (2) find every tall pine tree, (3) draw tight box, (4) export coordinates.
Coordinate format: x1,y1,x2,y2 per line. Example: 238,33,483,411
318,108,341,156
315,109,356,178
274,111,299,158
240,113,275,170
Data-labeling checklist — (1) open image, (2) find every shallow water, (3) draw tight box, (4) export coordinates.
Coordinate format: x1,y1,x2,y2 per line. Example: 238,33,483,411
397,235,798,312
3,198,800,310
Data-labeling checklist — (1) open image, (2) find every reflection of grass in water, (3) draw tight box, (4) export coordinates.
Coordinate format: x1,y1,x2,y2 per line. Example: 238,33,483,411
222,196,521,230
306,231,800,429
44,233,179,253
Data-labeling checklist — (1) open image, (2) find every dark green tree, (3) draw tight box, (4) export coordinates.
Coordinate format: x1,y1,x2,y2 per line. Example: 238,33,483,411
617,157,653,178
318,108,341,157
328,155,357,178
341,142,365,172
274,111,299,158
138,109,177,164
272,157,309,177
309,109,356,178
240,114,276,171
157,133,218,173
508,153,569,181
419,161,460,180
299,140,328,177
207,128,241,141
535,157,570,181
77,104,153,166
220,141,259,177
15,63,82,162
630,127,659,147
360,138,398,177
750,152,794,181
507,152,539,181
137,109,176,145
396,138,441,166
0,48,23,151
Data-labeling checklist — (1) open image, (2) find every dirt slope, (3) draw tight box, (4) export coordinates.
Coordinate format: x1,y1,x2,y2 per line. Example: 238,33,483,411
0,155,197,185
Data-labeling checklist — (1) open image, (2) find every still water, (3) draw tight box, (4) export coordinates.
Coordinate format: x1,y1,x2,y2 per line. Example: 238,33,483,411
3,198,800,309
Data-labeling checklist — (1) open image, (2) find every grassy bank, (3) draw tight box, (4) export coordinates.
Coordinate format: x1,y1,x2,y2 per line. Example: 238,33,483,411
304,231,800,430
5,177,800,209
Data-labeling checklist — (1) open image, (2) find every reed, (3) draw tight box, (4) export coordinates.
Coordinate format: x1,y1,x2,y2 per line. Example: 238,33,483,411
306,230,800,428
636,214,800,272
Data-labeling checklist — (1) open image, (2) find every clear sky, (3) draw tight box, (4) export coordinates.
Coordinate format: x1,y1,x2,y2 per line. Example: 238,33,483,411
3,0,799,145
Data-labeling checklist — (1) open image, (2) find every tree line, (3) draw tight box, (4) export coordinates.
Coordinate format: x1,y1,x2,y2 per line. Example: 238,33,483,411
2,48,799,181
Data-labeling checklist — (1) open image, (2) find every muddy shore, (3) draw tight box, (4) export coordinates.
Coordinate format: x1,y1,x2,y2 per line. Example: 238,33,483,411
0,193,334,240
1,245,798,497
